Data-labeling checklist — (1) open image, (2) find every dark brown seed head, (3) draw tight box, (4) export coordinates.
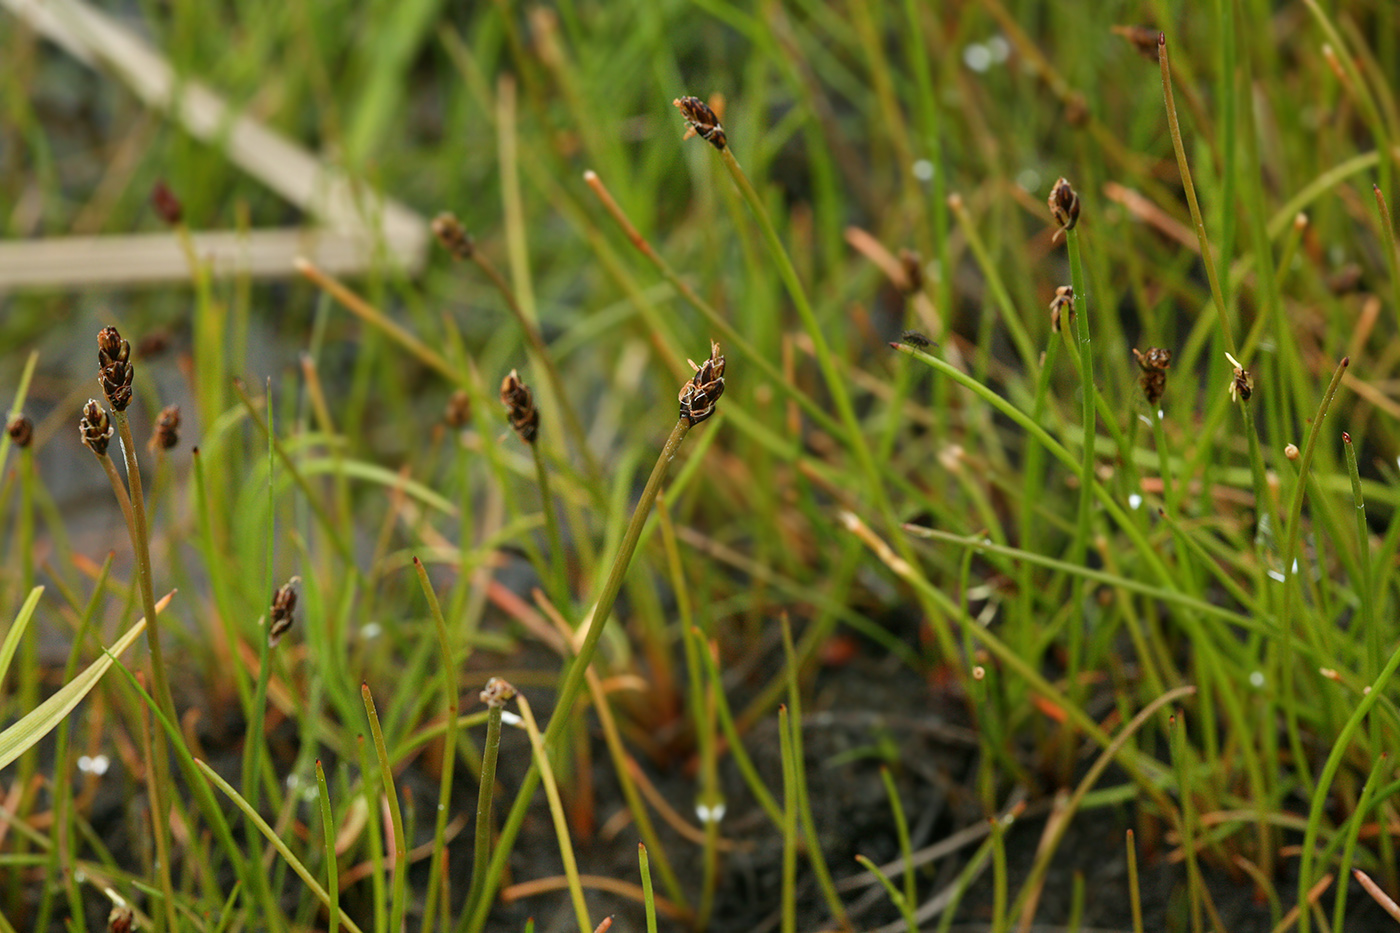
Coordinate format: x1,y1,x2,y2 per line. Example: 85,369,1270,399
151,405,180,451
898,330,933,348
108,905,136,933
151,181,183,226
97,326,134,411
1111,25,1161,62
1048,177,1080,233
431,212,475,261
481,676,518,708
444,389,472,428
1132,347,1171,405
1226,352,1253,403
679,341,726,425
1049,285,1075,333
898,249,924,293
80,399,114,456
268,576,301,647
7,414,33,448
673,96,727,150
500,370,539,443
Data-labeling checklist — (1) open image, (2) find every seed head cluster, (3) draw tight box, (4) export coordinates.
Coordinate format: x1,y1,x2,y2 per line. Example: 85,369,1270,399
1049,285,1075,333
673,96,727,151
98,326,133,412
679,342,726,425
1048,177,1080,234
7,414,33,448
1132,347,1172,406
500,370,540,443
268,577,301,648
80,399,114,456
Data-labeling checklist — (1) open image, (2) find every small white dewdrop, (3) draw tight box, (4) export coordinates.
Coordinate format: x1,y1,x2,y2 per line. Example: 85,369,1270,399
1249,671,1265,688
912,159,935,182
696,802,727,824
1128,494,1143,510
963,43,992,72
78,754,110,775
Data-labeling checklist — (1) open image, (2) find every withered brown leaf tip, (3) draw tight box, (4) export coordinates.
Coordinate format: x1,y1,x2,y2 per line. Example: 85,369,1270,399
1132,347,1171,406
1048,177,1080,233
7,414,33,448
80,399,114,456
1049,285,1075,333
500,370,540,443
673,96,727,151
97,326,134,412
679,341,726,425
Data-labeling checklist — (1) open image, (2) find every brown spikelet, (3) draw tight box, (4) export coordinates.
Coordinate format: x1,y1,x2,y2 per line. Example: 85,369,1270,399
1132,347,1171,406
679,342,726,425
1226,352,1253,403
1111,25,1161,62
431,212,475,261
500,370,540,443
151,181,183,226
150,405,181,452
1049,286,1075,333
444,389,472,428
481,676,518,708
80,400,114,456
268,576,301,647
7,414,33,448
97,326,134,412
673,96,727,150
1048,177,1080,236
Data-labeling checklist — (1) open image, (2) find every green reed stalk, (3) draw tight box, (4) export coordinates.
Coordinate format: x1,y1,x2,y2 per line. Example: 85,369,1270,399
416,558,459,933
315,760,341,933
461,417,698,933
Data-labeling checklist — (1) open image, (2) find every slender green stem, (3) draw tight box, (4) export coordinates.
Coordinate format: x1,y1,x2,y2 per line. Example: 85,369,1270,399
362,684,408,933
530,442,570,612
1066,225,1096,704
639,844,659,933
466,694,505,920
462,418,695,933
315,760,341,933
778,704,798,933
879,767,916,918
780,618,849,930
415,558,459,933
515,692,592,933
1127,829,1144,933
1159,33,1236,355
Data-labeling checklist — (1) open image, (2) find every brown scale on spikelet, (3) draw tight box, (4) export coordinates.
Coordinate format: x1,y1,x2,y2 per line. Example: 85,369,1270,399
500,370,540,443
481,676,518,708
1132,347,1171,406
679,342,726,425
151,181,183,226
